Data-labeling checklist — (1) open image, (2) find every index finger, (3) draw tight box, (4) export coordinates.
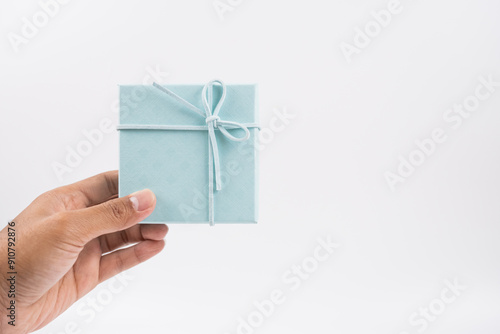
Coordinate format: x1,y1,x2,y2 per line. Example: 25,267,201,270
60,170,119,208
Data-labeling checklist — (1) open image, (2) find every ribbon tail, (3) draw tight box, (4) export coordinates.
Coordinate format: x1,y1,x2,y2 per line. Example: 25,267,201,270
207,83,217,226
208,136,215,226
153,82,205,117
208,127,222,191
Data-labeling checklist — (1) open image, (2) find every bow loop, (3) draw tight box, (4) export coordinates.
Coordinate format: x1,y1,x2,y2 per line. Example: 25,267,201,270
217,120,250,142
202,79,226,119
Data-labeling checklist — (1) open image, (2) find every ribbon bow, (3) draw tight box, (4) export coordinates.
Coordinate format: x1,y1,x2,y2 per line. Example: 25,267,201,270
118,80,259,226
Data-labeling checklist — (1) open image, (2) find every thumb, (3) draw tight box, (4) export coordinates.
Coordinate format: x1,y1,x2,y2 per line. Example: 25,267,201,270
62,189,156,246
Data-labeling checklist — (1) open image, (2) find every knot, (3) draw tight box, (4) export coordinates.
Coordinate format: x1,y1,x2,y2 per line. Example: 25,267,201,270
205,115,220,128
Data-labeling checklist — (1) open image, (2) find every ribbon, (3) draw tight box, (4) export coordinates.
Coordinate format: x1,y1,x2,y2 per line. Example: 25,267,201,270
117,80,259,226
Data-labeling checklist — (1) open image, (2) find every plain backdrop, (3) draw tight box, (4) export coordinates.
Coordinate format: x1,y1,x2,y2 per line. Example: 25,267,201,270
1,0,499,333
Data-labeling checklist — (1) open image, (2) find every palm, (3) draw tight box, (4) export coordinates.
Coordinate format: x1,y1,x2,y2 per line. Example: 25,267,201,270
27,238,103,331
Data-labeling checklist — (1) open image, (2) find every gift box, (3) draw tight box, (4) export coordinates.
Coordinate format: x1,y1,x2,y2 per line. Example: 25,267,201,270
118,80,259,225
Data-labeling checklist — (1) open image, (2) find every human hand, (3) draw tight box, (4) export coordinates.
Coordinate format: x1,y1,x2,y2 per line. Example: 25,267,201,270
0,171,168,333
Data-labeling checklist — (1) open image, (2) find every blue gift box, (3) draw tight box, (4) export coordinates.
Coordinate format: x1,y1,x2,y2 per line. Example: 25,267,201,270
118,80,259,225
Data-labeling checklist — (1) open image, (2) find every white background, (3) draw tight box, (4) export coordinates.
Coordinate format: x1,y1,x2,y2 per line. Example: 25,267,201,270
1,0,500,333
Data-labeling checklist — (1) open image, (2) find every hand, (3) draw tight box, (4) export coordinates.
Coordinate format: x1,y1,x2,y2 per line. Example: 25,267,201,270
0,171,168,333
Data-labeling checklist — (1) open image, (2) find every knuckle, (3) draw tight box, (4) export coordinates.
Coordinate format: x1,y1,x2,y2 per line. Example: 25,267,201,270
103,200,133,223
133,244,144,262
103,172,119,196
119,230,129,245
114,254,126,273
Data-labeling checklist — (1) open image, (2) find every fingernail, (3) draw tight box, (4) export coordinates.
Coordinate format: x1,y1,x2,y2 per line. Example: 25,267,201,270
130,189,156,211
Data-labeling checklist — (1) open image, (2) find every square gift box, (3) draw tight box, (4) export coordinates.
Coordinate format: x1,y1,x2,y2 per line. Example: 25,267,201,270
118,80,259,225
